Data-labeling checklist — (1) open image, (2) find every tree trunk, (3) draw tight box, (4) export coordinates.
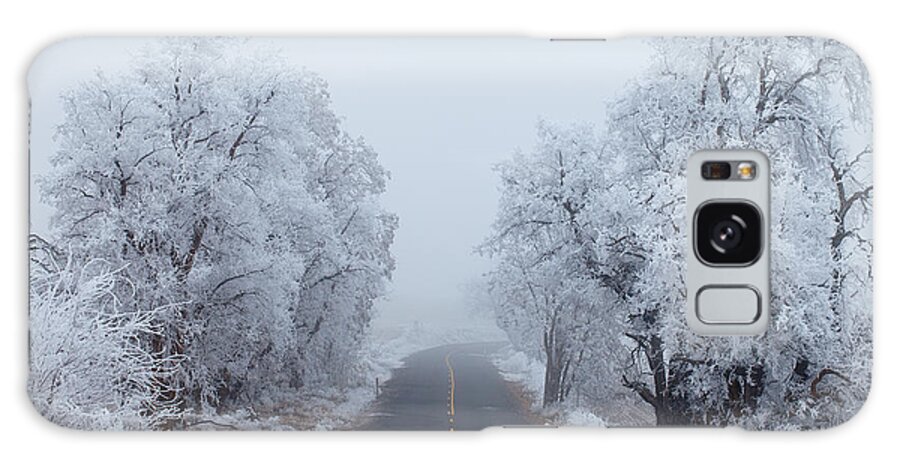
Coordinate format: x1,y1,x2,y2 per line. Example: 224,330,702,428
654,402,694,426
542,324,570,407
647,335,693,426
724,363,766,418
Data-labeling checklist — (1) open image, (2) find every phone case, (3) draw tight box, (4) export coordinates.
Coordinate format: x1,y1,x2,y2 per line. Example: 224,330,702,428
28,37,872,431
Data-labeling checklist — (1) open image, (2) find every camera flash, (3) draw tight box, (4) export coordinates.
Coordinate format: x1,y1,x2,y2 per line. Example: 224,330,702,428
737,162,756,180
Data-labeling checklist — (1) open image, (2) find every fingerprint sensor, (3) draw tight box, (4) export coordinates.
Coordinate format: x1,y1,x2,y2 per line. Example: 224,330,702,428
696,286,761,324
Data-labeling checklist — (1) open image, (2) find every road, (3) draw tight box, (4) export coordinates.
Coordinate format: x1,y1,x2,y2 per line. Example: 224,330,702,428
357,342,540,431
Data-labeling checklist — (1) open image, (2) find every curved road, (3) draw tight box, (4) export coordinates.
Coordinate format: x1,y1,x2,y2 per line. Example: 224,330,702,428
357,342,539,431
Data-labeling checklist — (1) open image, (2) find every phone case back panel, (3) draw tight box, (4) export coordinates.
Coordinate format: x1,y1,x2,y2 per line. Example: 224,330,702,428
28,37,872,430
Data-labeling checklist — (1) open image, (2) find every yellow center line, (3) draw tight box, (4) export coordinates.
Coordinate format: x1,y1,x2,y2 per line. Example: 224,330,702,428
444,352,456,419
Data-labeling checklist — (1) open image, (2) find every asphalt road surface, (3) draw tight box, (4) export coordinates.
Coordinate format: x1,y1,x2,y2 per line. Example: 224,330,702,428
357,342,539,431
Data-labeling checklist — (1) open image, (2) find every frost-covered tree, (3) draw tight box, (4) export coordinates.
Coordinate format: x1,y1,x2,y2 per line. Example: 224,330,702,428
479,123,631,408
605,37,872,428
483,38,871,428
29,237,183,429
36,39,396,423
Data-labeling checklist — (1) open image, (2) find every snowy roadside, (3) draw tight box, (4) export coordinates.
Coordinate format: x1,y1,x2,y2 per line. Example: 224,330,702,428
176,383,379,431
491,346,605,427
178,326,653,430
182,321,508,430
492,346,654,428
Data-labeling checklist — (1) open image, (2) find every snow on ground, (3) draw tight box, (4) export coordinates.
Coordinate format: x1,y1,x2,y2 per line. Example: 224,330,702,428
492,346,546,403
179,384,390,431
181,323,651,430
181,410,291,431
184,320,508,430
491,345,654,428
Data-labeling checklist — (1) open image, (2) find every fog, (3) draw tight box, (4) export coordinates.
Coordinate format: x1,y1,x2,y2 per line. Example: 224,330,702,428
28,38,651,330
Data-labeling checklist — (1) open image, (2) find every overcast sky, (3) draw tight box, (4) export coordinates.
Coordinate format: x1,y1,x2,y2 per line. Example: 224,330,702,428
29,38,651,329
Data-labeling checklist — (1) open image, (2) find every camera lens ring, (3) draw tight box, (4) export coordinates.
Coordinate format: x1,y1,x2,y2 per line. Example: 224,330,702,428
693,201,763,266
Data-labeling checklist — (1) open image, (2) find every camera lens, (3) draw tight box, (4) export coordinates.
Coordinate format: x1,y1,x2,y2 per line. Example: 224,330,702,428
710,218,743,251
695,202,762,265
